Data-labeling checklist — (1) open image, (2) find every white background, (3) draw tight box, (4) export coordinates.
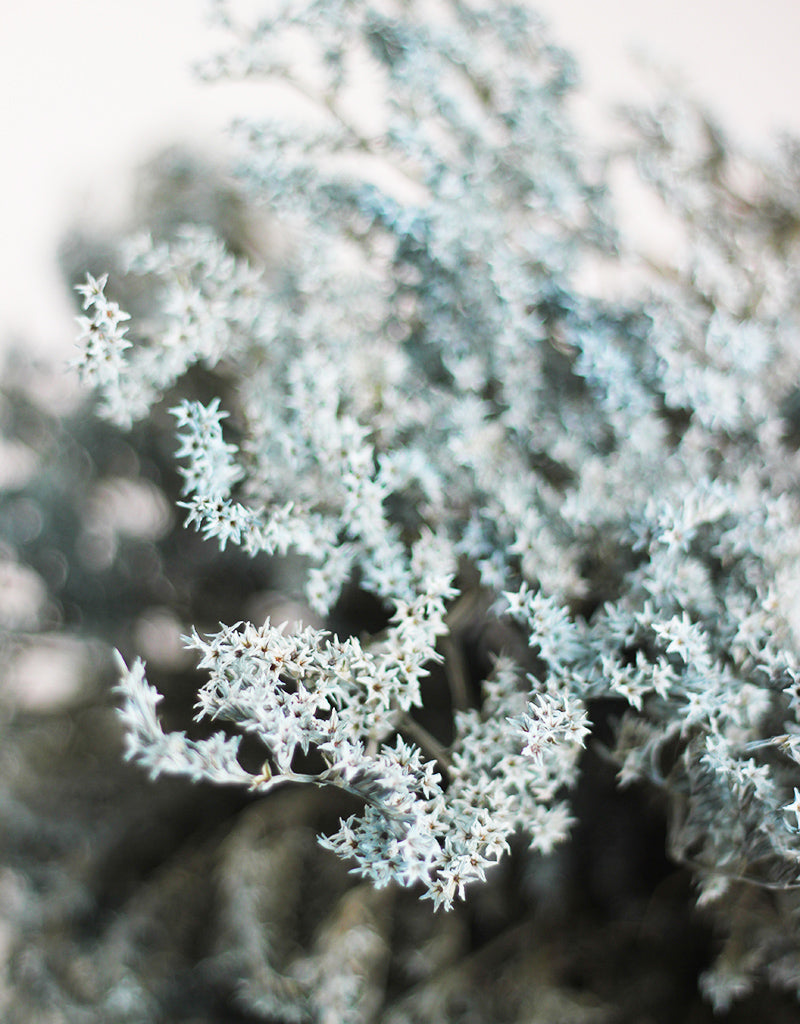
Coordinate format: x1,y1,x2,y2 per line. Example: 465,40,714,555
3,0,800,357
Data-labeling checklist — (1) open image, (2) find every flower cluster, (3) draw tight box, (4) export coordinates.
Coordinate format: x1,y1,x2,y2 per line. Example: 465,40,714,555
72,273,133,422
116,572,589,909
74,0,800,1008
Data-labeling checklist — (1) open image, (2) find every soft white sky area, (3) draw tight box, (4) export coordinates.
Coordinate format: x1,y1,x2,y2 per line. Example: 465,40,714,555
3,0,800,357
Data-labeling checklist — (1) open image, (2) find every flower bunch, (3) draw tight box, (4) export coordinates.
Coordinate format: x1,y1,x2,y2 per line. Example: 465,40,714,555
73,0,800,1007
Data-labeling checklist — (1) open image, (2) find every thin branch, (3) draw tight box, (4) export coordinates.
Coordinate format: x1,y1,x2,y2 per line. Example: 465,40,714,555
398,712,453,775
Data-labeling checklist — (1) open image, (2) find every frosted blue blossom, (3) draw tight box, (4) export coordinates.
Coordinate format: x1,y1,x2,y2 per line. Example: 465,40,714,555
70,2,800,1004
